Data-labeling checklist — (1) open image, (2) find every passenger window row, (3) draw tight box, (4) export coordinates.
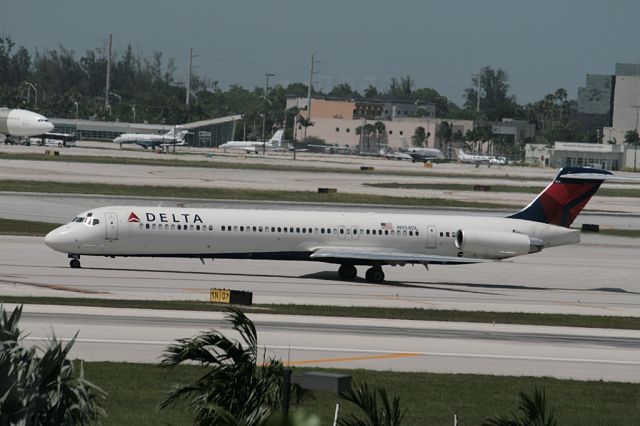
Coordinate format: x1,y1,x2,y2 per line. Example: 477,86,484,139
137,223,422,237
140,223,214,231
220,225,420,237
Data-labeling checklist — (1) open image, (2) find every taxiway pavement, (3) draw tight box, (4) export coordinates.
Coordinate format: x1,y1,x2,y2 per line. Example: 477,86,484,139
13,304,640,382
2,233,639,316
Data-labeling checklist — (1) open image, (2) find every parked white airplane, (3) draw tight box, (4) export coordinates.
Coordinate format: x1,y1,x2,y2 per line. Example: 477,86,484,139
457,149,506,167
379,148,413,161
45,167,618,283
114,127,189,149
218,129,284,153
0,108,54,140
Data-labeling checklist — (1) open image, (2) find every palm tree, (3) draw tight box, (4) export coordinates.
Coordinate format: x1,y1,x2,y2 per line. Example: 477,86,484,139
0,305,105,425
160,307,308,425
482,388,556,426
338,382,406,426
436,121,453,158
373,121,386,150
411,126,426,147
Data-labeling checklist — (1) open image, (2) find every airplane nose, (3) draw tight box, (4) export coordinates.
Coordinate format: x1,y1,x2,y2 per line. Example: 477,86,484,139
44,227,74,252
44,121,54,133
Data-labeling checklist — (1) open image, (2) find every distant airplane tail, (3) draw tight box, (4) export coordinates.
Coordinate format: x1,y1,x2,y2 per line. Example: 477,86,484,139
507,167,612,227
269,129,284,146
164,126,186,138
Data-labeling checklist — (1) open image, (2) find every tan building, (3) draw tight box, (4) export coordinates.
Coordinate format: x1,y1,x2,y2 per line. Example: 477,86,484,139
294,115,472,154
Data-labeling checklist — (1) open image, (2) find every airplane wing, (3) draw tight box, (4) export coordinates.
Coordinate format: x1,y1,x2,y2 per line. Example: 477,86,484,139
309,247,490,265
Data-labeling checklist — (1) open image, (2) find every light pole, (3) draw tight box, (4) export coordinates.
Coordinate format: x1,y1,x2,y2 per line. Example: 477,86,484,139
262,73,275,152
631,105,640,172
24,82,38,108
131,106,136,123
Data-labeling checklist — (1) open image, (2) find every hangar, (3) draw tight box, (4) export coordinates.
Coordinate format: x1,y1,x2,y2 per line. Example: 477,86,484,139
49,114,241,147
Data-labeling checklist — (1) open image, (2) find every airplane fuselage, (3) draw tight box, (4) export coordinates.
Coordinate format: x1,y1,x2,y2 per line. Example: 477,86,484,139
45,206,578,262
0,108,54,137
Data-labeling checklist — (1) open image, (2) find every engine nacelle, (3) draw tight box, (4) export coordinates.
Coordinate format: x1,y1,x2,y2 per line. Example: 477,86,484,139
454,229,543,259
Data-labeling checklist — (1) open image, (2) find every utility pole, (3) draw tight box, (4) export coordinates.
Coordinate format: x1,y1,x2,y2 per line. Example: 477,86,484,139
631,105,640,172
475,71,481,112
105,33,112,111
262,72,275,153
304,52,317,142
186,47,193,107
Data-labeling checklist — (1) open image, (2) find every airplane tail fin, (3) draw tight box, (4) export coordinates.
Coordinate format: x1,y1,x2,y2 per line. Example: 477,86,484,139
269,129,284,146
507,167,612,227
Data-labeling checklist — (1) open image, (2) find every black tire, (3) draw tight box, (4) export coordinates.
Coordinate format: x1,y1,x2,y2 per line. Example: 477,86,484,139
365,267,385,283
338,264,357,280
70,259,81,269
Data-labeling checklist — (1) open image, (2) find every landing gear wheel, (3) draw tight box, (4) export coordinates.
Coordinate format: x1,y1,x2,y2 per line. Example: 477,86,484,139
70,259,81,269
338,264,357,280
365,266,385,283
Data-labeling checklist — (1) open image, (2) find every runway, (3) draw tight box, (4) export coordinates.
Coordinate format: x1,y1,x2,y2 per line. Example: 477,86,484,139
1,151,639,214
14,304,640,382
2,192,639,229
2,233,640,316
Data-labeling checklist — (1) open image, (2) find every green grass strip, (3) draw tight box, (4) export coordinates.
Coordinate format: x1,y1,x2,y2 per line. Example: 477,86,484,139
87,362,640,425
366,182,640,198
0,180,515,209
2,296,639,330
0,218,60,235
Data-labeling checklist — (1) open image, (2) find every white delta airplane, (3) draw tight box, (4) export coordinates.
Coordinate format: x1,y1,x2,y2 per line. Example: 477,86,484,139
0,107,54,140
457,149,507,167
113,126,190,149
218,129,285,153
45,167,620,283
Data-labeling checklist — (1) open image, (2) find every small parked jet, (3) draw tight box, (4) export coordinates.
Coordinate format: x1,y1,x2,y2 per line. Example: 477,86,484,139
114,127,189,149
45,167,622,283
457,149,506,167
0,108,54,141
218,129,284,153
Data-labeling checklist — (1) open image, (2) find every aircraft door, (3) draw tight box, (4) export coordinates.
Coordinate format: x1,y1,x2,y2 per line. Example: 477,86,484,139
426,226,436,248
105,212,118,240
350,226,359,240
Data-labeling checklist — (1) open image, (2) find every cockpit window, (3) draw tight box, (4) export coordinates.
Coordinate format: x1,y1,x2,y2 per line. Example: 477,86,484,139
72,217,84,222
92,219,99,225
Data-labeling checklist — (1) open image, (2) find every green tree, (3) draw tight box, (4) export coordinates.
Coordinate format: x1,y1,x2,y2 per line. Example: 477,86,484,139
160,307,308,425
624,129,640,144
338,382,406,426
436,121,453,156
363,84,379,98
464,67,522,120
411,126,426,147
387,76,414,99
0,305,105,425
373,121,387,148
482,388,556,426
329,83,359,98
412,87,449,117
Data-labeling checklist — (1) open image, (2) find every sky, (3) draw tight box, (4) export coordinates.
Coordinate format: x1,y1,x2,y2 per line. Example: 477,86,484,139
2,0,640,105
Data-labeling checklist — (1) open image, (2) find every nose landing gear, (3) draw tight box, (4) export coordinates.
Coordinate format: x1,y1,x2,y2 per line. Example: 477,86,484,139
68,254,81,269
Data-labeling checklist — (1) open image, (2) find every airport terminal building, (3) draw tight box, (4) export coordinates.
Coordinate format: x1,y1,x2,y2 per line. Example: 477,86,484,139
50,114,241,147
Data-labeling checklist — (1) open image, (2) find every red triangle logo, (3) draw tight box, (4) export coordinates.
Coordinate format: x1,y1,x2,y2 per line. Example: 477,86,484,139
128,212,140,223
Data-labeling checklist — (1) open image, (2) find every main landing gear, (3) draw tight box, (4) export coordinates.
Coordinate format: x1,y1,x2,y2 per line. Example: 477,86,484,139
337,264,385,283
365,266,385,283
338,264,357,280
69,254,81,269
